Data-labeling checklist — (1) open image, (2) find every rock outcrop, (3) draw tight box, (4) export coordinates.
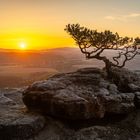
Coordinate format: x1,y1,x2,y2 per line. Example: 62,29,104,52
0,88,140,140
110,67,140,92
1,67,140,140
0,88,45,140
23,67,140,120
33,111,140,140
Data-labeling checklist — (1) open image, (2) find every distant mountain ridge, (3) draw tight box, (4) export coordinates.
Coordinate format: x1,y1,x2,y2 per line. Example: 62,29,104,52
0,47,76,53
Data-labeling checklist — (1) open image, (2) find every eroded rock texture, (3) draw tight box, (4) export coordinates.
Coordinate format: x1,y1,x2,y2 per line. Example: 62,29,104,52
23,68,140,120
0,88,45,140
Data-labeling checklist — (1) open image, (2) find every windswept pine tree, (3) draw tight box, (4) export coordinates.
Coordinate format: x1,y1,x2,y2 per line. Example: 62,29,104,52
65,24,140,75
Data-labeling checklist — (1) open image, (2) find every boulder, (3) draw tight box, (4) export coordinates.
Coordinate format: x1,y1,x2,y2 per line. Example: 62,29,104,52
0,93,15,105
134,92,140,108
0,113,45,139
0,88,46,140
23,68,137,120
128,84,140,92
99,93,135,114
110,67,140,92
33,110,140,140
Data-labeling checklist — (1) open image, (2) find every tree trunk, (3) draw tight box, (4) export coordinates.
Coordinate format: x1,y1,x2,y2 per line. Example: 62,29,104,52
104,60,112,78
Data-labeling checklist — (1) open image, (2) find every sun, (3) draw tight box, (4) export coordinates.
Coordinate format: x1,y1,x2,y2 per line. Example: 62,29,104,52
19,42,27,50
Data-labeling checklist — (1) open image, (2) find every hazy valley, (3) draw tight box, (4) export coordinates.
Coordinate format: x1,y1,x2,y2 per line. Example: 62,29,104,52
0,48,140,87
0,47,139,88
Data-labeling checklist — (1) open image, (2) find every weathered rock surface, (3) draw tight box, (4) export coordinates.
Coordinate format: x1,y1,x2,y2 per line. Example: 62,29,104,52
1,88,140,140
135,92,140,108
32,110,140,140
23,67,140,120
0,88,45,140
1,67,140,140
110,67,140,92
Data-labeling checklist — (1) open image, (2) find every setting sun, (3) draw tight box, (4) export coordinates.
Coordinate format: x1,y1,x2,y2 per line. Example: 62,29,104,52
19,42,27,50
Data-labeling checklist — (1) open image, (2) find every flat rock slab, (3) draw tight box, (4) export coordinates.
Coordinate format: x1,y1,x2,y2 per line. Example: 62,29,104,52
33,111,140,140
0,88,45,140
23,68,140,120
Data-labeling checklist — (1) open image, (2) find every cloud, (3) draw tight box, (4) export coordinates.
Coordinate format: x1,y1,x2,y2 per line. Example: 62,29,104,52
105,13,140,21
126,13,140,18
105,16,116,20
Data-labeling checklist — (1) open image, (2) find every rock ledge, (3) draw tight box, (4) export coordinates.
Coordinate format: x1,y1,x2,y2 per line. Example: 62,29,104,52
23,67,140,120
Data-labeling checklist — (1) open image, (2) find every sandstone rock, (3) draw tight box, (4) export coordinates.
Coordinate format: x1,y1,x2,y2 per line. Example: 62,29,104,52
34,110,140,140
128,84,140,92
108,84,119,94
23,68,136,120
98,88,109,95
110,67,140,92
134,92,140,108
99,79,109,89
0,88,46,140
0,93,15,105
0,114,45,140
99,93,135,114
0,80,140,139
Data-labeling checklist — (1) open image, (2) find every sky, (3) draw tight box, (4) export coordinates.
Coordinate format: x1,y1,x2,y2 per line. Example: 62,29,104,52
0,0,140,50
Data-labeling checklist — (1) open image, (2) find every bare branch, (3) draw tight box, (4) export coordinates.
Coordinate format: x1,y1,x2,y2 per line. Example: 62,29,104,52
65,24,140,74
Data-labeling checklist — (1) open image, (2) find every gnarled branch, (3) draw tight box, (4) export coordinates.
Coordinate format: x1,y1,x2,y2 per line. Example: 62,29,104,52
65,24,140,74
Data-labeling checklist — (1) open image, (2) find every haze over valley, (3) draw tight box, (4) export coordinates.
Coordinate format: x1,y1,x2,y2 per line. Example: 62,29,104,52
0,47,139,88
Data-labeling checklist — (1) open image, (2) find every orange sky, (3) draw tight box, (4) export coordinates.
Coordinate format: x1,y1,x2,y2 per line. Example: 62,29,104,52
0,0,140,50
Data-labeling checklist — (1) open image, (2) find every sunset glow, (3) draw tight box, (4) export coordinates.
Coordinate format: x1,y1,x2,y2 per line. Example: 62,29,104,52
0,0,140,50
19,42,27,50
